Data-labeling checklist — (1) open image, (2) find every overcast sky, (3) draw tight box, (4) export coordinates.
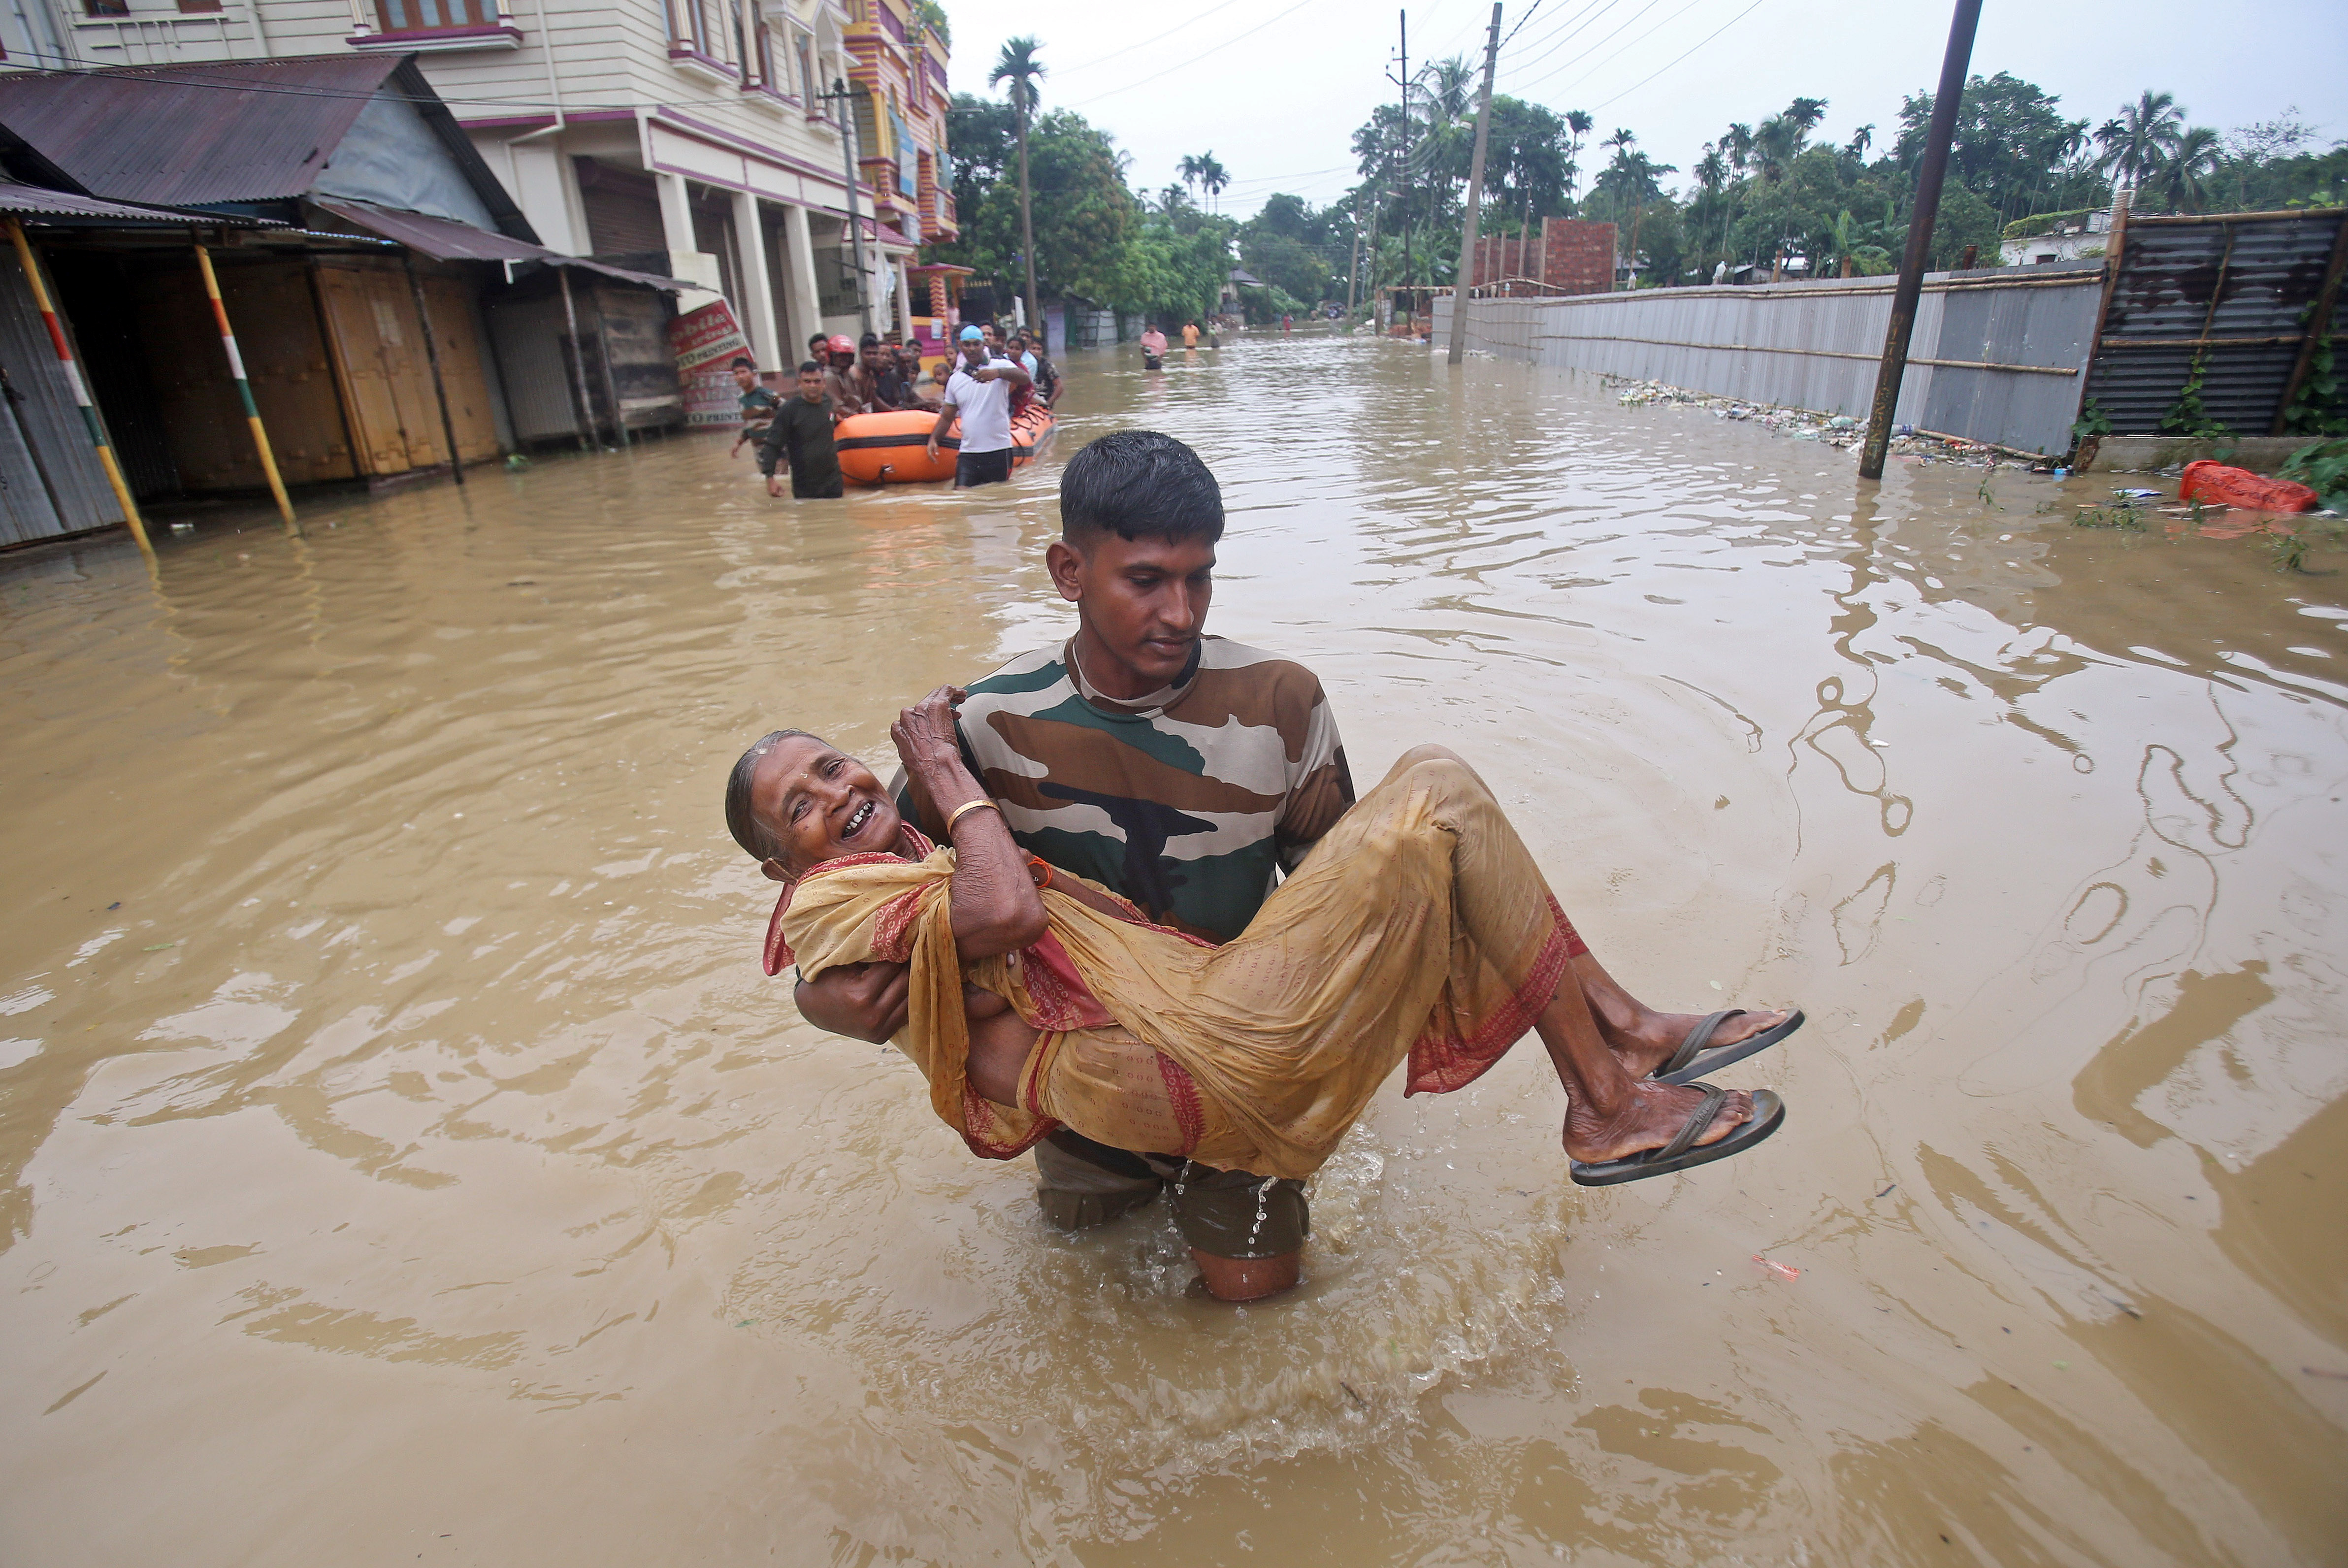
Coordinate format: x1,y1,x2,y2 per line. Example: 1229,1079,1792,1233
939,0,2348,217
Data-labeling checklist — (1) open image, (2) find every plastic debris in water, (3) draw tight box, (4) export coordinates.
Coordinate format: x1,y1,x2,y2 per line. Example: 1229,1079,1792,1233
1754,1254,1800,1281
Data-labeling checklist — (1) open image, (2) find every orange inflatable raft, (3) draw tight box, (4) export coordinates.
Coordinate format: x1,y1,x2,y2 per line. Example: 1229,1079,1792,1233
834,402,1056,485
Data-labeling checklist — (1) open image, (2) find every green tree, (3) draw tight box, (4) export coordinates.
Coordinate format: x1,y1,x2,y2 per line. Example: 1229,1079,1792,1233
2157,125,2223,213
2094,89,2184,194
989,35,1046,332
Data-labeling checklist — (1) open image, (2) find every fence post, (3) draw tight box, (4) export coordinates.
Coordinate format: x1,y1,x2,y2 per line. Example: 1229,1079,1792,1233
2273,212,2348,436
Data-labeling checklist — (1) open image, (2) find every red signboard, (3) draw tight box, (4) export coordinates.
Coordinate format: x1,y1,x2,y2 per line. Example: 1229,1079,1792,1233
670,298,752,427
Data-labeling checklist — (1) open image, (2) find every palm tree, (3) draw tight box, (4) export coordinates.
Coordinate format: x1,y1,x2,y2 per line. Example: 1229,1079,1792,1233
2096,90,2185,196
1722,121,1755,177
1426,55,1473,126
1176,153,1204,202
1844,123,1874,162
989,35,1045,337
1197,152,1229,213
1564,109,1593,202
2158,125,2222,213
1785,97,1828,138
1752,114,1801,183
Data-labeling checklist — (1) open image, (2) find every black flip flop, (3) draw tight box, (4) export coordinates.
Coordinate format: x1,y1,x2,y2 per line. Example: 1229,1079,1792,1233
1652,1008,1804,1086
1570,1084,1786,1187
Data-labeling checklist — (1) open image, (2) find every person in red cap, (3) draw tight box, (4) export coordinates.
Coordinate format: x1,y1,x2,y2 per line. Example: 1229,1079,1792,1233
821,334,865,418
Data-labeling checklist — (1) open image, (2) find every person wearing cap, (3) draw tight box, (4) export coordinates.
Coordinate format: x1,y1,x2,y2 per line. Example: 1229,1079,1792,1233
821,334,866,418
926,326,1030,488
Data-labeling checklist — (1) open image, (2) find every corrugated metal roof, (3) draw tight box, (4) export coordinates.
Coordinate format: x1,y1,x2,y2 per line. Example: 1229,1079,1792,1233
313,197,700,293
2083,210,2348,434
0,57,404,207
0,177,268,225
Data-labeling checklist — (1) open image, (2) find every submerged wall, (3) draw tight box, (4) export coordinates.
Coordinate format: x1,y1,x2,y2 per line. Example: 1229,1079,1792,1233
1433,264,2105,456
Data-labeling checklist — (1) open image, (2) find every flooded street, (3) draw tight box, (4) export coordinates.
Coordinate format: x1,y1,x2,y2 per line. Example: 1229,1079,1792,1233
3,333,2344,1566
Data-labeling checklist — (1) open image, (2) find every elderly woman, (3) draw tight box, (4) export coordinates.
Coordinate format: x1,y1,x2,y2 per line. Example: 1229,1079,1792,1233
727,690,1786,1293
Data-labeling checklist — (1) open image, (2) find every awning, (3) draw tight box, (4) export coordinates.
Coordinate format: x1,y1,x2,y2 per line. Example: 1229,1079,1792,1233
312,197,705,293
0,178,273,226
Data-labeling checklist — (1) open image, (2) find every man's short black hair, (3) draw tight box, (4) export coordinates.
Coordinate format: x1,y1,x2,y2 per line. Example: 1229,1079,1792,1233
730,355,754,370
860,332,881,348
797,359,821,375
1059,430,1223,548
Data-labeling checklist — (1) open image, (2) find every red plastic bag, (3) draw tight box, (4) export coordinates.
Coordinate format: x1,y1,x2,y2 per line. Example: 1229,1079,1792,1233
2179,460,2319,514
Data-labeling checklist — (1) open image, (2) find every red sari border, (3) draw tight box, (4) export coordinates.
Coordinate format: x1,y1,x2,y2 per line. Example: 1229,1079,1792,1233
1402,895,1582,1098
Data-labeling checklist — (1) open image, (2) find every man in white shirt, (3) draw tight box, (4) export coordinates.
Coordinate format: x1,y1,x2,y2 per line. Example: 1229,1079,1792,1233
926,325,1031,489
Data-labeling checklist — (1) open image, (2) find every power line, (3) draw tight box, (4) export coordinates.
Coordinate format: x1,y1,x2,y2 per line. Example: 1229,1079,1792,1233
1529,0,1710,97
1502,0,1670,96
1495,0,1625,73
1063,0,1325,107
1498,0,1546,50
1048,0,1253,77
1588,0,1770,109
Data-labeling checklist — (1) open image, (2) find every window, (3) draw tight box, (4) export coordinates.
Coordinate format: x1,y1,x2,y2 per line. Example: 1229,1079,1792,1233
795,34,815,100
376,0,495,29
82,0,130,15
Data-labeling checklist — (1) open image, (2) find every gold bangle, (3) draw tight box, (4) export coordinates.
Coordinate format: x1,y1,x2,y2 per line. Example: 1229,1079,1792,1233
945,798,999,834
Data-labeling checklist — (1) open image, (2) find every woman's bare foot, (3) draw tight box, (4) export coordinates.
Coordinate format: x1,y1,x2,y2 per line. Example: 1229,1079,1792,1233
1563,1079,1754,1165
1569,957,1790,1077
1601,1007,1792,1078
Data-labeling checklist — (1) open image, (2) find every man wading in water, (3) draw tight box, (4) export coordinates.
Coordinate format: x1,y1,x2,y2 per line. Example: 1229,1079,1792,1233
791,431,1799,1299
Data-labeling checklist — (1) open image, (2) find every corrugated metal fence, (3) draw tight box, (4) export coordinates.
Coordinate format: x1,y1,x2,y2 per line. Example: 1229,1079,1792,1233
2079,209,2348,436
1434,264,2105,456
0,246,122,546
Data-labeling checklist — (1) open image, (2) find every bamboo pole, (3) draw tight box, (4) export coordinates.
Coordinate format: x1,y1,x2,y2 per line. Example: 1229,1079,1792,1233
7,215,150,555
401,253,468,485
193,238,298,529
554,264,598,451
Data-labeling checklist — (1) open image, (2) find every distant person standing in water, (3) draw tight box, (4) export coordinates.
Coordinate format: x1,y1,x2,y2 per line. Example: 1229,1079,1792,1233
1181,321,1200,350
729,356,779,460
758,360,844,500
1139,324,1167,368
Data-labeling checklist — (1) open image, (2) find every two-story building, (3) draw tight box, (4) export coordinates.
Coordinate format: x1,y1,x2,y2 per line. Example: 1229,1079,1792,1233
1,0,956,371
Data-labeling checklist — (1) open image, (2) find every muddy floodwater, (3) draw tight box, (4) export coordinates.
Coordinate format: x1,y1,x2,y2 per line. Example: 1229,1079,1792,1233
2,334,2344,1567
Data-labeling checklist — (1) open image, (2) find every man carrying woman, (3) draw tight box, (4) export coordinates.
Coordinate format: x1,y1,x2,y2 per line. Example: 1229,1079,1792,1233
749,431,1798,1300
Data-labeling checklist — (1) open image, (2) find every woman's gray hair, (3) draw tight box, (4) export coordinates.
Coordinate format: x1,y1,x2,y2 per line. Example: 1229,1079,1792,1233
724,729,820,863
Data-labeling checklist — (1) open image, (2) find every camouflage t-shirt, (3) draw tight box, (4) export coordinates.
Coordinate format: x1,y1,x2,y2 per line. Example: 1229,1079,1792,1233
906,636,1355,944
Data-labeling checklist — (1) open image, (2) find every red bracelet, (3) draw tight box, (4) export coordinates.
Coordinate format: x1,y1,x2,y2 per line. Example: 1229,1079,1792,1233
1028,855,1054,890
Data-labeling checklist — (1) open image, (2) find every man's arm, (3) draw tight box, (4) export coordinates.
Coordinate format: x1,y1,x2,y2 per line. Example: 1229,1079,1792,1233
924,393,959,460
755,407,790,479
795,961,909,1042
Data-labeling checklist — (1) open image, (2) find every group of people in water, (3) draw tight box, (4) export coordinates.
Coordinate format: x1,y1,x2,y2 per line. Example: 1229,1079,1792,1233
725,428,1798,1303
729,321,1064,496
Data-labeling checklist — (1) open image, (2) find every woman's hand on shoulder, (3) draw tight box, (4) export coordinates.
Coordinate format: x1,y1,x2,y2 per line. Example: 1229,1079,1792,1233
890,686,968,780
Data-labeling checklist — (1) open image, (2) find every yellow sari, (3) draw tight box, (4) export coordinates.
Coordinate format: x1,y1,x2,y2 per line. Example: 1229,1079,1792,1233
766,751,1582,1181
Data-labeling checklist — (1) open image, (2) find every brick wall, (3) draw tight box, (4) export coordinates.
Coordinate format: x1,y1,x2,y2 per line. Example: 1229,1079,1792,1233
1470,220,1616,294
1540,218,1615,296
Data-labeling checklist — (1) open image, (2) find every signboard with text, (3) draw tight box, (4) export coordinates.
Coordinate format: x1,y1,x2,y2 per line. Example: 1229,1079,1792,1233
669,299,752,427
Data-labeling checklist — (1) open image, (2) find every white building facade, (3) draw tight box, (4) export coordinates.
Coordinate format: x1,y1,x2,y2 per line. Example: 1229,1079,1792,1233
3,0,957,370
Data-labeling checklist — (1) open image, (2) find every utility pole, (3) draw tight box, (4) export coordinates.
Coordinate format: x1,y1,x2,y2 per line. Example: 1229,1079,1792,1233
1446,3,1501,365
818,78,875,337
1346,187,1363,316
1858,0,1980,480
1387,10,1412,327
